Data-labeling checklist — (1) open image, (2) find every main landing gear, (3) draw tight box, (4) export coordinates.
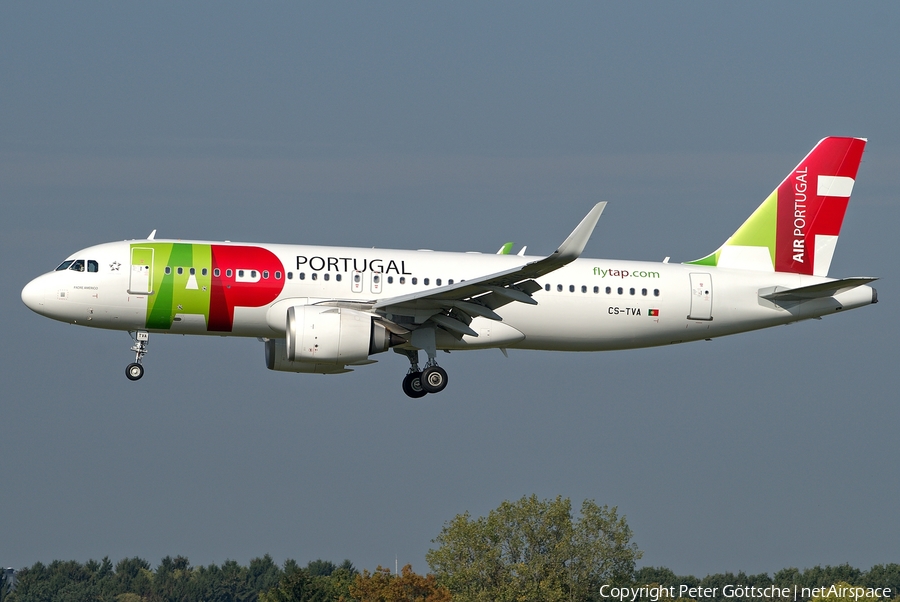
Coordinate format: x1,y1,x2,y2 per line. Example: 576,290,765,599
125,330,149,381
400,349,449,398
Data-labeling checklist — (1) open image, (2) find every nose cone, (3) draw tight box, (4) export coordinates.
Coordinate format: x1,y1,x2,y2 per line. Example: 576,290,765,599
21,275,48,314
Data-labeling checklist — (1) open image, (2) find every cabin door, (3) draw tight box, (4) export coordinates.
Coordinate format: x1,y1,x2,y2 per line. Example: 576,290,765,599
688,272,713,321
129,247,154,294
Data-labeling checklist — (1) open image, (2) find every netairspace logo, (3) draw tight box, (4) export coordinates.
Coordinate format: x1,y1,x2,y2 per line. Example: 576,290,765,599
599,584,893,602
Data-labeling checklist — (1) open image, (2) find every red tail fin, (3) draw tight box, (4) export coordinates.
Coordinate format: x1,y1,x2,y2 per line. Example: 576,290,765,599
775,137,866,275
689,137,866,276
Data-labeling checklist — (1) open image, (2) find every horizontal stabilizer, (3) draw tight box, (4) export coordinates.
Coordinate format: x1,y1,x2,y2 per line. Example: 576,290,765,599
760,277,878,302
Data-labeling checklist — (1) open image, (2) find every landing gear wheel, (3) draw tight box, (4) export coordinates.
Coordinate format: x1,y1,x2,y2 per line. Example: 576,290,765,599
125,362,144,381
420,365,448,394
402,372,428,398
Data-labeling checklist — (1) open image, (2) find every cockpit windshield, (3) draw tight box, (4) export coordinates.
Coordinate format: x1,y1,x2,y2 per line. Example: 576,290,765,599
54,259,99,272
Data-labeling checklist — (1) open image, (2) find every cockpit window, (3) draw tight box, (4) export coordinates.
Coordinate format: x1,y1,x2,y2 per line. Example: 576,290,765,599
69,260,85,272
87,260,99,273
56,260,75,271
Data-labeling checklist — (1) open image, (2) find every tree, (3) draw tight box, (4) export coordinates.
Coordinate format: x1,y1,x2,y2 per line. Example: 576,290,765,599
0,571,11,602
426,494,642,602
258,570,332,602
349,565,451,602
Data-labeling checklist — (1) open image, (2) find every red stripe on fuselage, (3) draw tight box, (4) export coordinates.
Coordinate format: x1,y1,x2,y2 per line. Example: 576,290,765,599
209,245,285,332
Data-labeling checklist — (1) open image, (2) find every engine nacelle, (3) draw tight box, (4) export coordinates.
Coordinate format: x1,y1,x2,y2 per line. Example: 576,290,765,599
264,338,353,374
286,305,396,364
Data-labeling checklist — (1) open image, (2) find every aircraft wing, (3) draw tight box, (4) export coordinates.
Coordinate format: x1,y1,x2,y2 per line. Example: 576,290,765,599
372,202,606,337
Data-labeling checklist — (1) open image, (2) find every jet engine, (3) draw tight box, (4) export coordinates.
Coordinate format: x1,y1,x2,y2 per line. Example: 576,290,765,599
265,305,402,373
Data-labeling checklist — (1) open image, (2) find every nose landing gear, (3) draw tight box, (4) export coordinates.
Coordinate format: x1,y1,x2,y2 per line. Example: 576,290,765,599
125,330,149,381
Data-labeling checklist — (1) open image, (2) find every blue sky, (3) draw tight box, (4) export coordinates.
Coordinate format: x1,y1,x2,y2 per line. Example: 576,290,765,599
2,3,898,576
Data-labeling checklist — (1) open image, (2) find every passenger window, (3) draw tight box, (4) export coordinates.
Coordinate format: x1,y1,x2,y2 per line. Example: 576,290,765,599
654,289,660,297
263,270,269,279
189,267,196,275
202,268,208,276
87,260,99,273
400,277,406,284
214,268,221,277
557,284,563,292
275,271,281,279
287,272,293,280
324,273,330,281
448,279,454,285
424,278,430,285
238,270,245,278
412,277,418,285
226,269,233,277
311,273,317,281
56,260,75,271
617,287,623,294
299,272,305,280
165,266,171,275
177,267,184,275
387,276,393,284
436,279,442,286
629,288,635,295
593,286,599,293
569,285,575,292
251,270,258,278
642,288,647,296
335,274,342,282
605,286,611,294
545,284,550,291
581,285,587,293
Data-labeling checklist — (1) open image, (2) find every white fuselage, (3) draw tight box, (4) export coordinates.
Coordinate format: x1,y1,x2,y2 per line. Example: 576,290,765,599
21,239,876,352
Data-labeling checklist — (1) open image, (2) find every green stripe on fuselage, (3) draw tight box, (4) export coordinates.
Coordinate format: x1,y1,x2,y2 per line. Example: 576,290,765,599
139,243,212,330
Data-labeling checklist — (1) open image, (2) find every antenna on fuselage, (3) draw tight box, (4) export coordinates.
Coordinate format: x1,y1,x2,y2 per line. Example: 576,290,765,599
147,229,157,240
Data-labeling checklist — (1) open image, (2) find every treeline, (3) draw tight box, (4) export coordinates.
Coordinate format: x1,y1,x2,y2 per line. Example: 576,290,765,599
2,555,349,602
3,495,899,602
4,557,900,602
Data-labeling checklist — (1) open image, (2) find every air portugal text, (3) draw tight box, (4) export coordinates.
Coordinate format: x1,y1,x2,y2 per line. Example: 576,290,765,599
792,166,808,263
295,255,412,275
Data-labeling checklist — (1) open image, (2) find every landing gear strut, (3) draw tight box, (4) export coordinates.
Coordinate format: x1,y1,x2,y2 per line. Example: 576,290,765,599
399,337,449,398
126,330,149,381
401,349,427,398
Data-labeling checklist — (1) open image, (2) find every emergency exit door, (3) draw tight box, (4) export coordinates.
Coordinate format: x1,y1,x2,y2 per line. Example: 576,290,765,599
688,272,713,321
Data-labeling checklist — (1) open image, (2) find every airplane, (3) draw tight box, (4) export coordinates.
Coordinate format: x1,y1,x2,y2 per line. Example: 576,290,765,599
21,137,877,398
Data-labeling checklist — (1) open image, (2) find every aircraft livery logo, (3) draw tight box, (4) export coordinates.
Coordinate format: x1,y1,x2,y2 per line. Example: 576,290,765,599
132,242,285,332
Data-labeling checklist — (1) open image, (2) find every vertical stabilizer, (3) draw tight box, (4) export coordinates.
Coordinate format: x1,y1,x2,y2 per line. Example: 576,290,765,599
687,137,866,276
